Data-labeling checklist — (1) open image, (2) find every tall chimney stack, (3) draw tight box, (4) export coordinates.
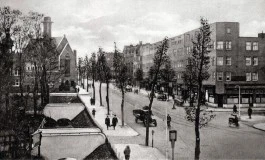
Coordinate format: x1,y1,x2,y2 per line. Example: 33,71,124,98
42,17,53,37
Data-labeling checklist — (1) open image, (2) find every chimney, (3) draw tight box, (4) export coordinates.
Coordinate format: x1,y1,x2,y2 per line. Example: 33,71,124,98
258,31,265,39
139,41,142,45
42,17,53,37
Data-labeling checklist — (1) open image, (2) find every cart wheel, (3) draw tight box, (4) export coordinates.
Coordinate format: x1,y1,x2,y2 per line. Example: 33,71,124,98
154,120,157,127
135,118,138,123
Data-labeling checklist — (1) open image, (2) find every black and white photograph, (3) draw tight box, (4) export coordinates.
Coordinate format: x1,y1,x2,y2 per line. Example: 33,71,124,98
0,0,265,159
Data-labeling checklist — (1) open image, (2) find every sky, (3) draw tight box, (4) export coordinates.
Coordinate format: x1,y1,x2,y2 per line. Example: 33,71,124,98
1,0,265,58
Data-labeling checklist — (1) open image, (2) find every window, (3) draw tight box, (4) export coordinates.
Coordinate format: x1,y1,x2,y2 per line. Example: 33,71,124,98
14,79,19,86
226,41,232,50
65,59,70,76
217,41,224,50
246,73,251,81
246,57,251,66
226,28,231,34
246,42,251,50
186,47,191,54
217,57,223,66
226,72,231,81
253,57,258,66
171,41,176,45
217,72,223,81
14,70,19,76
252,72,258,81
253,42,258,51
226,57,231,65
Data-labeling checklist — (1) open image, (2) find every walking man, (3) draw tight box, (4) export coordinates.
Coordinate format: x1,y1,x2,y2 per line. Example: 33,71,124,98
233,104,237,113
92,108,96,118
112,115,118,130
105,116,110,130
248,106,253,119
124,145,131,160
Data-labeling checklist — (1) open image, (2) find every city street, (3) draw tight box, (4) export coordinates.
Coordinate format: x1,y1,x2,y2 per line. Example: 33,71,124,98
89,81,265,159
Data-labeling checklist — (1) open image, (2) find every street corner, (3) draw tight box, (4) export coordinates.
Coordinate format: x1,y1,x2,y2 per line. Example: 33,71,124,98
240,115,265,122
253,123,265,132
112,144,166,160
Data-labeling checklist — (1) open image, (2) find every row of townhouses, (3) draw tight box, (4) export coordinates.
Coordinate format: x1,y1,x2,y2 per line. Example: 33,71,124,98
123,22,265,108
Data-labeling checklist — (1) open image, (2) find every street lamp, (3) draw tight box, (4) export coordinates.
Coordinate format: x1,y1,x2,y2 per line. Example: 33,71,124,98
169,130,177,160
235,85,241,118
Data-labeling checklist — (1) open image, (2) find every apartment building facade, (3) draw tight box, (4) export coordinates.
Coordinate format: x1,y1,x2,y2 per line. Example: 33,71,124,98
124,22,265,108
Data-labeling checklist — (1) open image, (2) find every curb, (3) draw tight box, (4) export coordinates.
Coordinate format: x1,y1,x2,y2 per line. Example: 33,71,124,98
253,123,265,132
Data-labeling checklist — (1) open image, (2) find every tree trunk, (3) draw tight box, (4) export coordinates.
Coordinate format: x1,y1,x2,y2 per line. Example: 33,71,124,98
86,75,89,92
92,76,95,99
146,82,156,146
99,82,102,106
19,54,24,108
106,82,110,115
5,92,9,119
121,88,125,126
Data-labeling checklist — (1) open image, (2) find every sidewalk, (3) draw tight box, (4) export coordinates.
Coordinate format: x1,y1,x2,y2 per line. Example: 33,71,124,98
77,86,166,160
240,115,265,132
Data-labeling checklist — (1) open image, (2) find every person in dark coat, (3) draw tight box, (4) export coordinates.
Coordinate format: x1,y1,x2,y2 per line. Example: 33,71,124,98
248,106,253,119
124,145,131,160
167,114,171,127
105,116,110,130
112,115,118,130
92,108,96,118
233,104,237,113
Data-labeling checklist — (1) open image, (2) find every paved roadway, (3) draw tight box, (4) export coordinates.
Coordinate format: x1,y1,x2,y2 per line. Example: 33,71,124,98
89,82,265,159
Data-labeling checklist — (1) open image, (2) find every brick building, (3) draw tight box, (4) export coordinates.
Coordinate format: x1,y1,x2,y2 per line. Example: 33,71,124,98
124,22,265,108
12,17,77,90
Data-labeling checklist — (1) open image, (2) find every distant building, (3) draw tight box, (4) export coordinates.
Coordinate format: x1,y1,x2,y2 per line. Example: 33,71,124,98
124,22,265,108
12,17,77,90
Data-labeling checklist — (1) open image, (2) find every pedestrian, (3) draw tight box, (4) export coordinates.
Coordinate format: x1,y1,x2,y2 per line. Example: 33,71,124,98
77,87,80,93
105,116,110,130
167,114,171,127
233,104,237,113
124,145,131,160
92,108,96,118
248,106,253,119
112,115,118,130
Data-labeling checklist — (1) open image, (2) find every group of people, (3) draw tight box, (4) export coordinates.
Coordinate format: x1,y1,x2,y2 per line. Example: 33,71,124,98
233,104,253,119
105,115,118,130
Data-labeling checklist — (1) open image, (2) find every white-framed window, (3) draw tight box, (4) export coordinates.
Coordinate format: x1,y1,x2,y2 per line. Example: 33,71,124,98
246,73,251,81
212,72,216,80
252,72,258,81
246,42,251,50
217,41,224,50
253,57,258,66
226,72,231,81
253,42,259,51
217,57,223,66
14,79,20,86
217,72,223,81
14,70,19,76
226,57,231,65
226,41,232,50
226,28,231,34
186,47,191,54
246,57,251,66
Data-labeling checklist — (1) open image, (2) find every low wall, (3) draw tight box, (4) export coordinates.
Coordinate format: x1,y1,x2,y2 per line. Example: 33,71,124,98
32,128,105,160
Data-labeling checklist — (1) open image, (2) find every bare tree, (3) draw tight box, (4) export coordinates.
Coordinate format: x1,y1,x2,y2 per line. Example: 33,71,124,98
160,60,176,100
97,48,105,106
145,37,169,146
113,42,129,126
89,52,97,102
135,68,143,88
0,6,21,119
182,18,211,160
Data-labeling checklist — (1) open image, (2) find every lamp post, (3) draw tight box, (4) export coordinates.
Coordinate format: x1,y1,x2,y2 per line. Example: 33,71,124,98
169,130,177,160
235,85,241,118
151,130,154,147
